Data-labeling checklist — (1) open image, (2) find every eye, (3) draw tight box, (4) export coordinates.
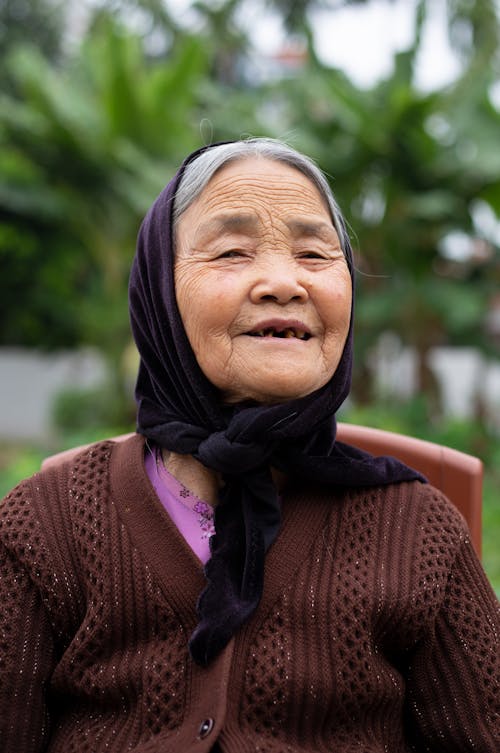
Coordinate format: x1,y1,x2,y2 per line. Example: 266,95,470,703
297,250,327,259
217,249,246,259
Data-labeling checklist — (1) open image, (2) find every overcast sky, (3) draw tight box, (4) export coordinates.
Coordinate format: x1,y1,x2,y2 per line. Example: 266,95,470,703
168,0,466,91
310,0,460,90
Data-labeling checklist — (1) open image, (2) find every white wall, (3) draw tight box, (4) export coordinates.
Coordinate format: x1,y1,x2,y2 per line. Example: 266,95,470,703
0,348,107,442
368,335,500,430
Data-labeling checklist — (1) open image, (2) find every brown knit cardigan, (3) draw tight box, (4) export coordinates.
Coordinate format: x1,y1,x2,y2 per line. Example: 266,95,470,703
0,434,498,752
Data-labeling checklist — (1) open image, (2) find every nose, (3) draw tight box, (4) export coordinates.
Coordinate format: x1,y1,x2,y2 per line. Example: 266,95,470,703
249,257,309,305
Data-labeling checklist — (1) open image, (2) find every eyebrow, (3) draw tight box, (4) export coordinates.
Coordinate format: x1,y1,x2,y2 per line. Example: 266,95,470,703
197,213,259,238
285,219,338,242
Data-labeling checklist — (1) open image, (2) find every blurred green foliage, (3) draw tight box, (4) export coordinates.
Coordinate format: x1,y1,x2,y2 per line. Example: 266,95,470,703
0,0,65,72
0,14,208,356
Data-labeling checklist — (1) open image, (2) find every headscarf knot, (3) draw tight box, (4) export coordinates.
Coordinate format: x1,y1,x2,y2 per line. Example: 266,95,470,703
197,432,272,475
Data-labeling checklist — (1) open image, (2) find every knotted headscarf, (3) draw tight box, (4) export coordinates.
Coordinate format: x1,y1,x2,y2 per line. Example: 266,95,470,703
129,143,425,666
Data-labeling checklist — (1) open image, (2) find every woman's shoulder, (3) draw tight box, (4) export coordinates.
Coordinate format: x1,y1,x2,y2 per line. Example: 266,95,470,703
0,434,145,600
290,478,471,562
0,434,144,554
384,478,470,538
295,476,466,524
1,434,135,500
359,477,466,526
375,476,468,521
355,479,470,547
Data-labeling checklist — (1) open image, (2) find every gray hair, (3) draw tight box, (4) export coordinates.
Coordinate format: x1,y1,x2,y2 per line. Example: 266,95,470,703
172,138,350,254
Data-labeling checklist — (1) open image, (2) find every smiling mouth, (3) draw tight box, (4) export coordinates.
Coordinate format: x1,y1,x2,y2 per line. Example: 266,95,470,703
247,327,311,341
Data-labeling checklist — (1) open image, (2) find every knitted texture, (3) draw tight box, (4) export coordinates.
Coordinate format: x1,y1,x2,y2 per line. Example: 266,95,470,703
233,487,499,751
1,435,499,753
0,441,188,752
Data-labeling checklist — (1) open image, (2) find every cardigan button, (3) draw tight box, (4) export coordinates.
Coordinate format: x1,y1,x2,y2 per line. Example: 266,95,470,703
198,718,214,739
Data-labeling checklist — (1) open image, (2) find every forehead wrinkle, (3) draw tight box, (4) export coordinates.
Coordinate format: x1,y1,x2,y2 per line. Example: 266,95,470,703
184,165,334,244
201,168,325,210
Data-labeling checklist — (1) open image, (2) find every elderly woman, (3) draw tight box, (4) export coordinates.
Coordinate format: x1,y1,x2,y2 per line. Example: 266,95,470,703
0,139,498,752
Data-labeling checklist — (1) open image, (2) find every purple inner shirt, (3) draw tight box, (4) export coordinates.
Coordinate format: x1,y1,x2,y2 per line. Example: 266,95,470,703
144,443,215,564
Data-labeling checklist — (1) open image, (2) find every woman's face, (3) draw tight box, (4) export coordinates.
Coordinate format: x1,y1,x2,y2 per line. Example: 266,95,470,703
174,157,352,404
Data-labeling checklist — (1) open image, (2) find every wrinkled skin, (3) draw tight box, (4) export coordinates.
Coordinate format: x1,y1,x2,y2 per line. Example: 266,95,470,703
174,157,352,405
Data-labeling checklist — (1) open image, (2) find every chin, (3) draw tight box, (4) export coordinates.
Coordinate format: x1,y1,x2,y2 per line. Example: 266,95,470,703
223,382,321,405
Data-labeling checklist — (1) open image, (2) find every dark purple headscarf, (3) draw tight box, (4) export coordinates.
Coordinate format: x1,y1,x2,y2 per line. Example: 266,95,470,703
129,143,425,666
